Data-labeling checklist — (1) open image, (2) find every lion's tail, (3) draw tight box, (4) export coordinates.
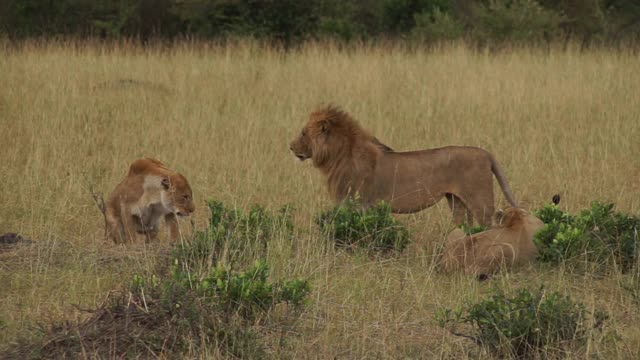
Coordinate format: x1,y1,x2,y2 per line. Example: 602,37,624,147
489,154,518,208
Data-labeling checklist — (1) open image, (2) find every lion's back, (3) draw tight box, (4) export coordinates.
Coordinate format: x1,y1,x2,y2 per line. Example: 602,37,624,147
441,208,542,276
107,158,170,209
128,158,170,176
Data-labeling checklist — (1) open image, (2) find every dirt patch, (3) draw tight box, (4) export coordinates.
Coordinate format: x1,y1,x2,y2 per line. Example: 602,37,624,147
4,286,262,359
0,233,34,251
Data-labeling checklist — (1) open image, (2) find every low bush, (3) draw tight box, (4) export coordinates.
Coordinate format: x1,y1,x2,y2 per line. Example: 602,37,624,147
460,223,487,235
9,259,310,358
6,200,310,359
470,0,564,47
412,8,464,43
622,272,640,308
534,201,640,271
183,200,294,267
316,199,410,253
436,286,607,358
171,259,310,319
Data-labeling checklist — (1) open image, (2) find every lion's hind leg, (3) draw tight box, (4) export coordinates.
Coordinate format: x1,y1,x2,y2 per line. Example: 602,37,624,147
470,203,495,228
105,207,126,244
446,193,473,227
119,205,139,244
463,191,495,227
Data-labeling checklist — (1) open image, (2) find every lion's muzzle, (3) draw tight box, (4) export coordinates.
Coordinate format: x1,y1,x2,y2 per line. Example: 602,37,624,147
289,145,309,161
176,209,193,217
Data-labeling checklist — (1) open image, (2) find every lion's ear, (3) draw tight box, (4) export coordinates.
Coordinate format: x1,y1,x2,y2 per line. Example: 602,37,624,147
161,177,171,190
501,208,522,228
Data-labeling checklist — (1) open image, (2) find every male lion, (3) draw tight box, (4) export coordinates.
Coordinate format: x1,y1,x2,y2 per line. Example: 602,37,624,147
104,158,195,244
289,105,517,226
440,207,544,278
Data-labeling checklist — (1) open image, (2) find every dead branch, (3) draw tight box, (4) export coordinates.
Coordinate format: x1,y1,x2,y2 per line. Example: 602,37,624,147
89,186,106,216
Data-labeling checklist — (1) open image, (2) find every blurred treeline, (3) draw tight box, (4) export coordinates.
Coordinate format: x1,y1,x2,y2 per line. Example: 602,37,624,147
1,0,639,48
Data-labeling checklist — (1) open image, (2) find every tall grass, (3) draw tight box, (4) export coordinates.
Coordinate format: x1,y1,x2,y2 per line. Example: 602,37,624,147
1,41,639,358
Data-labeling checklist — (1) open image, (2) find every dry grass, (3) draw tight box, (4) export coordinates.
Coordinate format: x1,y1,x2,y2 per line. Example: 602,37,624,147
0,40,639,358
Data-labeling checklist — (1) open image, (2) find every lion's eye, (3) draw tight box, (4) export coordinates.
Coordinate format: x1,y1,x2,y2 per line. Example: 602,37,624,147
183,195,191,200
301,130,306,136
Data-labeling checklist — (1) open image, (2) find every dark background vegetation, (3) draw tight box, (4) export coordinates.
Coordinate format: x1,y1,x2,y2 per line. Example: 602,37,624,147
1,0,639,47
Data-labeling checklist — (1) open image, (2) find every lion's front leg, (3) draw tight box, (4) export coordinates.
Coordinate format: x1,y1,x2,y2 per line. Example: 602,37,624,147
144,226,160,243
120,205,138,244
165,213,181,241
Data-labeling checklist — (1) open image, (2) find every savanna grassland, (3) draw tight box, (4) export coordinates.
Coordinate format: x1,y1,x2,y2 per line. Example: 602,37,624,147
1,41,639,358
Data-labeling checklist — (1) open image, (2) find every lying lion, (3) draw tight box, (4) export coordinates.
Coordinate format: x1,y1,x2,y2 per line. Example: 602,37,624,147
104,158,195,244
289,105,517,226
440,206,545,278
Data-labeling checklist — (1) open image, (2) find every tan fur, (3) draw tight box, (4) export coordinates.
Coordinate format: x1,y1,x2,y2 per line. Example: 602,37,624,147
105,158,195,244
440,207,543,277
289,105,518,226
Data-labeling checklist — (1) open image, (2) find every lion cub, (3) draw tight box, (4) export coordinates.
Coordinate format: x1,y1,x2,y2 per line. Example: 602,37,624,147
440,207,544,279
105,158,195,244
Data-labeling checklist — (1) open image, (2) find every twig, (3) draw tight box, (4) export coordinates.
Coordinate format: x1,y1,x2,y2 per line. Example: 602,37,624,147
87,182,108,241
445,328,483,346
89,186,106,216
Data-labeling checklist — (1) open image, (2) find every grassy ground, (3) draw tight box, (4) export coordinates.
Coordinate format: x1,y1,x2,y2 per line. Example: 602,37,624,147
1,41,639,358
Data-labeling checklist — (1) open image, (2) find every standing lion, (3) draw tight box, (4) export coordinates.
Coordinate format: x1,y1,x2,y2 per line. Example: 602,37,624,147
104,158,195,244
289,105,518,226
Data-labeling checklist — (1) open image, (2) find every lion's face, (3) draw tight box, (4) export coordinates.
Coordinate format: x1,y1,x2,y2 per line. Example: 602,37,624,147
290,108,352,163
161,174,195,217
289,125,313,161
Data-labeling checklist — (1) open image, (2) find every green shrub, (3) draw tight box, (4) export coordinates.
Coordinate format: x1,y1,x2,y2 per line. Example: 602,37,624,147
622,273,640,308
460,223,487,235
534,201,640,271
2,0,639,47
8,200,310,358
470,0,564,46
172,259,310,319
12,256,311,358
170,200,310,320
184,200,294,267
436,287,607,358
380,0,452,34
316,199,410,253
534,201,575,225
10,273,266,359
315,0,383,40
412,8,464,43
206,200,293,243
171,200,310,318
